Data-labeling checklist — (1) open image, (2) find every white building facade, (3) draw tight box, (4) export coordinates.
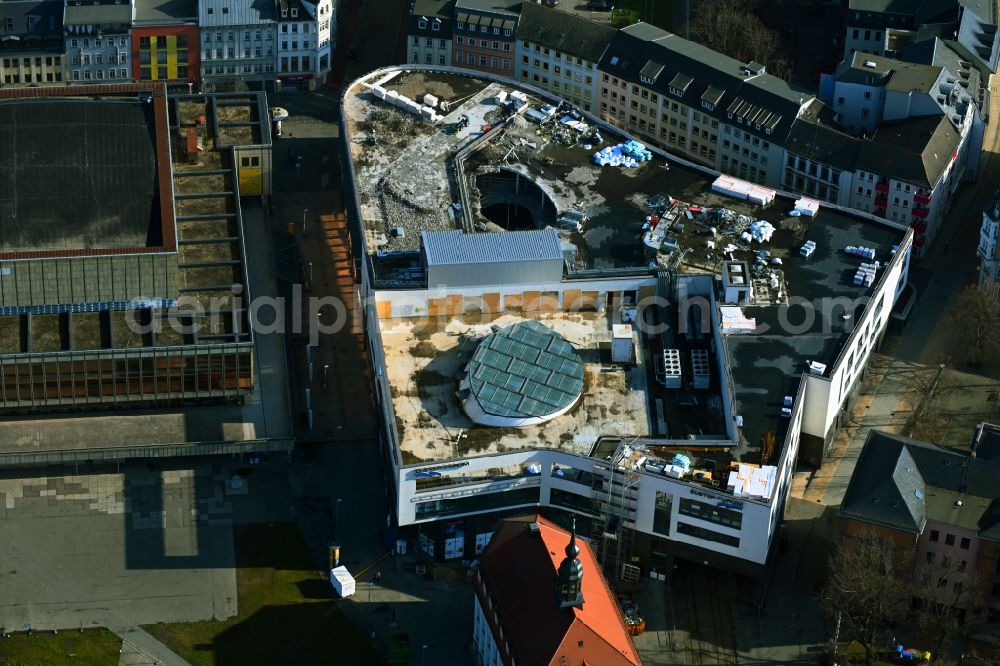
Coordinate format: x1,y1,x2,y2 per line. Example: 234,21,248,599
977,195,1000,286
199,0,277,89
276,0,332,90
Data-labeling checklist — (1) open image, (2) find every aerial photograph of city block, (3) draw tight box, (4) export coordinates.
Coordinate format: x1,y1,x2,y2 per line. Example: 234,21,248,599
3,0,1000,664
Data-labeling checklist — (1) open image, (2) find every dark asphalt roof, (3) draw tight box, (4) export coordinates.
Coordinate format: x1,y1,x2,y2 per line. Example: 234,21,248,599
957,3,1000,71
515,1,615,64
63,2,133,25
454,0,521,15
784,99,861,172
857,115,960,189
598,23,806,144
726,209,905,450
0,99,160,254
133,0,197,22
840,430,1000,540
840,432,927,532
0,0,63,36
837,51,942,93
409,0,454,37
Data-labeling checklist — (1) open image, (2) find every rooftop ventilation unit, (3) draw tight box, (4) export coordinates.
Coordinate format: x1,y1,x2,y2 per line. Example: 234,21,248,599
691,349,710,390
864,60,878,68
661,349,682,389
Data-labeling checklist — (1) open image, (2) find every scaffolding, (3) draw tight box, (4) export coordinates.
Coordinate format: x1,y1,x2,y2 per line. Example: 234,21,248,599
592,437,641,588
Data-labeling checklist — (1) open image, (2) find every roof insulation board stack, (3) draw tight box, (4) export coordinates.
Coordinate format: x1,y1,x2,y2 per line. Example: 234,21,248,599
662,349,682,389
691,349,710,390
792,197,820,217
711,175,776,205
726,463,778,500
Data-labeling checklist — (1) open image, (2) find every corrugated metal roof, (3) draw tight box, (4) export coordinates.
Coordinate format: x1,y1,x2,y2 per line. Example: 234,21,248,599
422,230,563,267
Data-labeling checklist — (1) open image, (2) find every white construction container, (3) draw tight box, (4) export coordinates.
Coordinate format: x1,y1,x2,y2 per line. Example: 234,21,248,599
419,105,435,120
385,90,400,106
330,566,356,597
612,324,634,363
423,93,439,108
372,85,386,100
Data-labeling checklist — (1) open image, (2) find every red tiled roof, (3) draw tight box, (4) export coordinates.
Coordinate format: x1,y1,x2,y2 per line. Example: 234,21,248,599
478,514,642,666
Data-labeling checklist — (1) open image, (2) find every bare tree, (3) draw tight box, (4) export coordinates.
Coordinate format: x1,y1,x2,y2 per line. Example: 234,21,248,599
685,0,788,76
910,561,988,657
904,364,957,440
950,283,1000,367
819,531,911,665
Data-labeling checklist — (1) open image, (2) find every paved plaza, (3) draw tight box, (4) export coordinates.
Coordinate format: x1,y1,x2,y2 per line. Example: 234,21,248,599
0,461,285,635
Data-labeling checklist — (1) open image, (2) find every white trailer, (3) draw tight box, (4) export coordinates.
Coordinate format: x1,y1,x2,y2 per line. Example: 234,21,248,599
330,566,356,598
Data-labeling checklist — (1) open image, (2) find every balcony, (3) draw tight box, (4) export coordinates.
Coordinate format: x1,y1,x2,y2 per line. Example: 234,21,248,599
910,220,927,233
875,207,886,218
876,181,890,193
874,192,888,204
912,207,929,219
914,191,932,205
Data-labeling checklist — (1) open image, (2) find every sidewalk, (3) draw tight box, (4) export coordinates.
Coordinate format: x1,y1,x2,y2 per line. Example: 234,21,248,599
111,625,191,666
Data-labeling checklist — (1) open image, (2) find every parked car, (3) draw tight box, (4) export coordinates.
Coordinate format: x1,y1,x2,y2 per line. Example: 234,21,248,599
589,0,613,10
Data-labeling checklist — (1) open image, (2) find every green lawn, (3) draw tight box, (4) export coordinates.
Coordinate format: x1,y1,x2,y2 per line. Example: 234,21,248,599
145,524,380,666
0,628,121,666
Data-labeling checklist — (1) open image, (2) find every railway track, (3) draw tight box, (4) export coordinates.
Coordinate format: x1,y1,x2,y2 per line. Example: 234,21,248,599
672,561,740,665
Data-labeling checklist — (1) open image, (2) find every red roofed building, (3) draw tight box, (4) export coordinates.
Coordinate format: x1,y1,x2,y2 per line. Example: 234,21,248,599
471,514,642,666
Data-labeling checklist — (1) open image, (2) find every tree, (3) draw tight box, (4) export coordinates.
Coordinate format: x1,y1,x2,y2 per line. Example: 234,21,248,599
949,283,1000,367
685,0,789,78
904,364,957,441
819,531,911,665
910,561,987,657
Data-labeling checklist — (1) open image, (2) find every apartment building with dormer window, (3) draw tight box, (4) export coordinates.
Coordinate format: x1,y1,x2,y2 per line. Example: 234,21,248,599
596,22,803,186
276,0,333,90
514,2,613,113
452,0,517,77
406,0,452,68
64,0,133,83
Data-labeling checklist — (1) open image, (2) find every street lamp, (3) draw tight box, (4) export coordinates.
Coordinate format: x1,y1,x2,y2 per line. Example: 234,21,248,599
303,208,309,234
336,498,342,536
421,645,428,666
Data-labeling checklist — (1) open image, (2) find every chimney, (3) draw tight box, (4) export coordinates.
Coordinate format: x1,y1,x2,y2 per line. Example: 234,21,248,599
556,518,585,611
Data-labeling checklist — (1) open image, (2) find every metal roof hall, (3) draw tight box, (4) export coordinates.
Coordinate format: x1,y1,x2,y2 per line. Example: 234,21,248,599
421,229,563,266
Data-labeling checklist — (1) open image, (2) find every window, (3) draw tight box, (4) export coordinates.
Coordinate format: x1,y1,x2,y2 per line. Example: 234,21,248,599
945,533,955,546
960,537,970,550
677,522,739,548
432,22,439,31
958,559,967,571
926,552,936,563
942,555,951,568
679,498,743,530
418,19,426,29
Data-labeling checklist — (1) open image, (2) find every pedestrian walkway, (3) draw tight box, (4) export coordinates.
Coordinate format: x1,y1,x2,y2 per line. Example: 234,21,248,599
112,625,191,666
